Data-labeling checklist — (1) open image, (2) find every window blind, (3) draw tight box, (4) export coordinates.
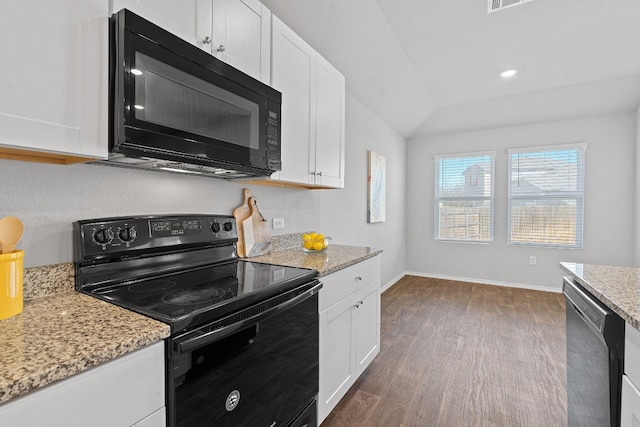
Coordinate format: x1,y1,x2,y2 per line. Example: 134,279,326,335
508,144,585,247
434,152,495,242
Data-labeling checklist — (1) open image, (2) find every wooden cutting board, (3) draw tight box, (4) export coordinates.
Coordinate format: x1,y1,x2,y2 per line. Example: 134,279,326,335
244,197,273,257
232,188,252,257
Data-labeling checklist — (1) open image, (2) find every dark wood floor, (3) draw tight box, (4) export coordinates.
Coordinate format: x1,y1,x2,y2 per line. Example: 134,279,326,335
321,275,567,427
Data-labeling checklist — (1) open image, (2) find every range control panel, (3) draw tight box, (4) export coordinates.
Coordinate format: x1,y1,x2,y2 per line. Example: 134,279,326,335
74,214,237,262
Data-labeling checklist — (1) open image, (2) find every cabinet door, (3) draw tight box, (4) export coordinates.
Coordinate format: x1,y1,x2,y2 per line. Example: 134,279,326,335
626,323,640,387
355,278,381,376
313,54,345,188
270,16,316,185
319,294,356,422
121,0,199,46
206,0,271,83
621,375,640,427
134,407,166,427
0,342,165,427
0,0,107,159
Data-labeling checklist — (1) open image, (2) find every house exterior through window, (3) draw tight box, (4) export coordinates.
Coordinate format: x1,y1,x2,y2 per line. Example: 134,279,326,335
508,143,586,248
434,152,495,242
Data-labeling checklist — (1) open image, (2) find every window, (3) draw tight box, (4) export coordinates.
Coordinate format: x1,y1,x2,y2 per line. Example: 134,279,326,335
434,152,495,242
508,144,585,247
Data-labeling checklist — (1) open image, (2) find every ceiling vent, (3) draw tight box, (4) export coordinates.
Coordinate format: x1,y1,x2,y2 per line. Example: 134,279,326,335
488,0,535,13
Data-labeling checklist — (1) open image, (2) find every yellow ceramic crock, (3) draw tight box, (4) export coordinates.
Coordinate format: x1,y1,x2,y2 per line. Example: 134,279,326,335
0,250,24,320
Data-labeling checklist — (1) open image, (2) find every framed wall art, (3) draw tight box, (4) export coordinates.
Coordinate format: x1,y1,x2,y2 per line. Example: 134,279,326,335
367,150,386,223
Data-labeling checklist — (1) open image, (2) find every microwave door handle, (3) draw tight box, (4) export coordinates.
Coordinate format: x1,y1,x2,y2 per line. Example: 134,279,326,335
176,282,322,353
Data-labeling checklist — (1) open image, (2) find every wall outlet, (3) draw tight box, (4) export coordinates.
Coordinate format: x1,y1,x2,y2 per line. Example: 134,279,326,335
529,256,537,265
273,217,285,229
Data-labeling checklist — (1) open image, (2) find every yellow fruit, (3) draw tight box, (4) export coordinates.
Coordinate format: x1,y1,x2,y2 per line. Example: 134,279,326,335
312,241,324,250
303,241,314,249
302,233,312,242
309,232,318,240
315,233,325,241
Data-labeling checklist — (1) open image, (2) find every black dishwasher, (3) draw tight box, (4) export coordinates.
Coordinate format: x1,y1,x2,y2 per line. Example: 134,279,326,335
563,277,625,427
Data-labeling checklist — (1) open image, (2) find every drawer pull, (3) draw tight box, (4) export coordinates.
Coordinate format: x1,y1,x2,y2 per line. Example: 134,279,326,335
355,276,363,281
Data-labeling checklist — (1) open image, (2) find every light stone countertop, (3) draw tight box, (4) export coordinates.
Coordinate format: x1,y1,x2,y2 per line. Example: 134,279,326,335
0,241,379,406
0,264,170,405
561,262,640,331
245,244,383,276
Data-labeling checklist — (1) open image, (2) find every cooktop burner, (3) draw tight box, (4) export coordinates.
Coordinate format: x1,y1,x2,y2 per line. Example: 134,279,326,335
129,280,176,293
162,287,227,306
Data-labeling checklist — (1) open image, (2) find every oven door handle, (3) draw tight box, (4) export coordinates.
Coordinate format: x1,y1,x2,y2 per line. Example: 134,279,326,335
176,282,322,353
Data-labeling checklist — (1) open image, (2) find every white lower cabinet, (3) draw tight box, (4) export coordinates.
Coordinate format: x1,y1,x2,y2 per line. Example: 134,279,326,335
134,407,166,427
318,256,381,423
622,323,640,427
0,341,166,427
621,376,640,427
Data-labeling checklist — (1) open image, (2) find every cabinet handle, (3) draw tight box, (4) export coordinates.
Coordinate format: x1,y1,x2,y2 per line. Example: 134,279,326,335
317,171,323,176
353,303,360,308
216,44,226,53
358,300,364,305
202,36,212,45
355,276,362,281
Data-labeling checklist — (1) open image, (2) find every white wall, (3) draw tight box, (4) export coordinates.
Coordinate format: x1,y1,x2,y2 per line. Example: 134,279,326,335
636,105,640,267
0,94,406,287
406,113,636,291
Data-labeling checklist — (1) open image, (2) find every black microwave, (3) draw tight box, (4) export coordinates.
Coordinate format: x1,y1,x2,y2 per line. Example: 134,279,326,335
101,9,281,179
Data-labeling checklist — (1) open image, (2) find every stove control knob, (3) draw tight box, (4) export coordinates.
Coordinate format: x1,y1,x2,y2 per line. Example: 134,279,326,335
211,222,221,233
118,225,137,243
223,221,233,232
93,228,114,245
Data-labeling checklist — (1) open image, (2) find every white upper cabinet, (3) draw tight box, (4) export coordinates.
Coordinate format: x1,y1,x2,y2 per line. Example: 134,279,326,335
0,0,108,163
111,0,200,47
314,54,346,188
198,0,271,84
270,16,316,186
112,0,271,84
269,16,345,189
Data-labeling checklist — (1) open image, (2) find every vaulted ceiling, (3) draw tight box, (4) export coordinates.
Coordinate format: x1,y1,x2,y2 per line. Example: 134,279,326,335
260,0,640,138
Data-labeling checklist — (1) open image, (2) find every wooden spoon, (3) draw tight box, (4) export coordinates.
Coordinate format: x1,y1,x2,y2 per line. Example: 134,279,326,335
0,216,24,254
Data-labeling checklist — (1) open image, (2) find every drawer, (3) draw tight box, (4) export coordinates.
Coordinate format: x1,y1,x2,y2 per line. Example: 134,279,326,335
319,255,380,312
625,323,640,386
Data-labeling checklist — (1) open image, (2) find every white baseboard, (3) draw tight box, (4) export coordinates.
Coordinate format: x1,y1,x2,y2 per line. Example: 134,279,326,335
389,271,562,293
381,272,406,293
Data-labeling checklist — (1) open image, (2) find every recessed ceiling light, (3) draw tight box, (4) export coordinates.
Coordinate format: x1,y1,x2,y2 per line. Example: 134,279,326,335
500,69,518,78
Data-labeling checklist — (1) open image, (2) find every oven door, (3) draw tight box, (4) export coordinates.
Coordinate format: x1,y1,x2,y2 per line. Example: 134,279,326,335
167,281,321,427
111,10,281,173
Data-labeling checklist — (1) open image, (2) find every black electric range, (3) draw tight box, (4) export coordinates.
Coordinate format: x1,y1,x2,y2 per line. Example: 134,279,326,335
74,214,321,427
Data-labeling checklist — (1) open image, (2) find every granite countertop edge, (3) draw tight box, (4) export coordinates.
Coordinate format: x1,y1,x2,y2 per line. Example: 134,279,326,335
1,244,380,405
560,262,640,332
0,288,170,405
244,244,383,277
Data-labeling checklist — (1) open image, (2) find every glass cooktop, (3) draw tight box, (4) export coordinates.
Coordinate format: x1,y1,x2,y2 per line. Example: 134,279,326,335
87,260,317,333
